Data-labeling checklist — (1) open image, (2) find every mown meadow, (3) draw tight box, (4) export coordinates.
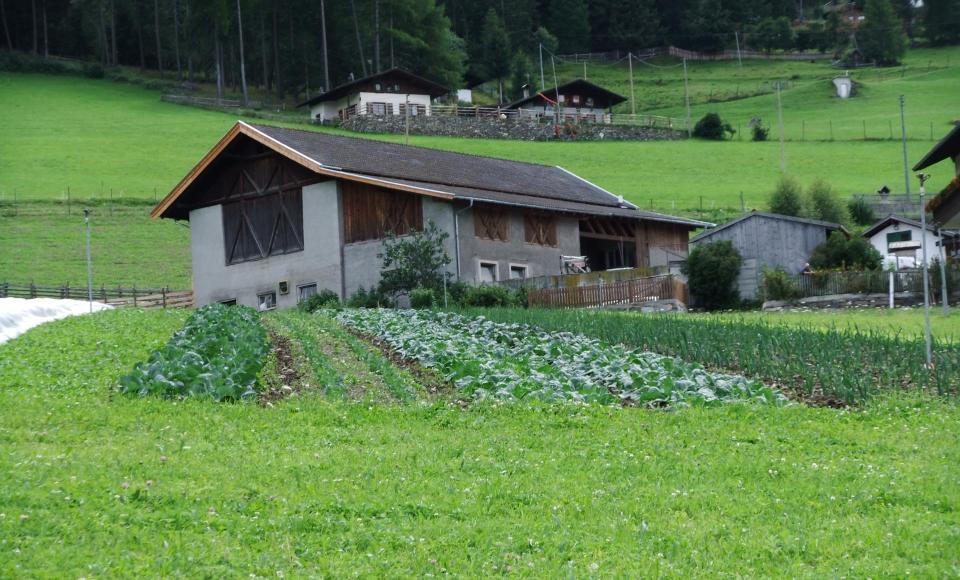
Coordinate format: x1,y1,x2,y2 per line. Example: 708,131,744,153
0,306,958,576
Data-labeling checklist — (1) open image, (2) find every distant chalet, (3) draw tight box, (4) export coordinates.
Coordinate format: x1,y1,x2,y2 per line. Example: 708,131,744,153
504,79,627,124
153,122,707,310
297,68,449,123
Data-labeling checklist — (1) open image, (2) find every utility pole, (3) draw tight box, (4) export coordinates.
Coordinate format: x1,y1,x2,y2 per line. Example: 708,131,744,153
734,31,742,67
551,55,560,127
918,173,933,368
320,0,330,92
899,95,910,195
628,52,636,116
84,209,93,313
939,227,950,314
539,43,546,90
583,61,587,80
776,80,786,173
236,0,248,106
682,58,691,137
404,95,410,146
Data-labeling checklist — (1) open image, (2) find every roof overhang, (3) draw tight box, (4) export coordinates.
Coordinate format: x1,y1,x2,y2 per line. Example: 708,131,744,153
913,123,960,171
151,122,455,219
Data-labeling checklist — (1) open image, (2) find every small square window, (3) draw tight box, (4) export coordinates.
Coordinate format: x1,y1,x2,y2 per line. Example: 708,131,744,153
479,261,498,283
298,283,318,302
509,265,528,280
571,95,580,104
219,298,237,306
257,291,277,311
375,82,382,91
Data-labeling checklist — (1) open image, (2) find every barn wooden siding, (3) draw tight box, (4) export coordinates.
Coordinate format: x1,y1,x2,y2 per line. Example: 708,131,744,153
341,181,423,243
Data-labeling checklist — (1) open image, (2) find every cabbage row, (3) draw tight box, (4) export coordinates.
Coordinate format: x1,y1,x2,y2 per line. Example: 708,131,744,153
119,304,270,401
335,309,786,407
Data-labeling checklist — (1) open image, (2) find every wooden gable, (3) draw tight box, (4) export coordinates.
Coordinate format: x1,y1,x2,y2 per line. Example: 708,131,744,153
341,181,423,243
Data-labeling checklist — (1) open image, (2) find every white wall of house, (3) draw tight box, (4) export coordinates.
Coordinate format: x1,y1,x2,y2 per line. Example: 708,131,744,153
516,104,610,123
865,222,946,268
310,92,432,121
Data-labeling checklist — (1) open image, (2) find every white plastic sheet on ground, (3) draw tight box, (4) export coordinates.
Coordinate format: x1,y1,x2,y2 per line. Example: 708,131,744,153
0,297,112,344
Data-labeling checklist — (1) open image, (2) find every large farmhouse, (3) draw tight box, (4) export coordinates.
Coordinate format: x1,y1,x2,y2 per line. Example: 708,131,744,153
504,79,626,124
297,68,449,123
153,122,707,310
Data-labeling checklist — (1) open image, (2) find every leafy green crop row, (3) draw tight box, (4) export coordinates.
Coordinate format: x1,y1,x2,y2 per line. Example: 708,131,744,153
334,309,784,407
119,304,269,401
466,308,960,403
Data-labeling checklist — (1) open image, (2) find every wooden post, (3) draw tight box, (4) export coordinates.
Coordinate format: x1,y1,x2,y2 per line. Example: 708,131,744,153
162,287,167,308
133,286,137,307
30,282,36,298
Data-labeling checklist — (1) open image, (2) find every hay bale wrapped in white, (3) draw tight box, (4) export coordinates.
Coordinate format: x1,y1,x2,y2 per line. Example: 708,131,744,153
0,298,112,344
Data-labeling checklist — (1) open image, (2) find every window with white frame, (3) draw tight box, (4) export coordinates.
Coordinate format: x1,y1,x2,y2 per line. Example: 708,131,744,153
257,291,277,311
509,265,528,280
479,261,498,283
297,283,318,303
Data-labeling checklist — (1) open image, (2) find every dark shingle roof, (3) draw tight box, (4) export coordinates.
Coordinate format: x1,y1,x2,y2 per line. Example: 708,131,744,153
503,79,626,110
691,211,847,243
251,123,630,209
296,68,449,108
913,123,960,171
861,214,959,238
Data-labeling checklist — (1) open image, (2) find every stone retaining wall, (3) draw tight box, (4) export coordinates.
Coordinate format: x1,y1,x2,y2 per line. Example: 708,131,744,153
338,115,685,142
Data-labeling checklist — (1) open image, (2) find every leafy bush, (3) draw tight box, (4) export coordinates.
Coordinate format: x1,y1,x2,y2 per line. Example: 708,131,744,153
83,63,105,79
847,196,876,226
462,284,514,307
118,304,270,401
807,178,848,224
346,286,394,308
298,289,340,312
377,220,451,298
0,50,73,74
809,231,883,271
692,113,735,140
751,122,769,142
683,240,743,310
410,287,437,309
761,267,801,300
768,175,804,217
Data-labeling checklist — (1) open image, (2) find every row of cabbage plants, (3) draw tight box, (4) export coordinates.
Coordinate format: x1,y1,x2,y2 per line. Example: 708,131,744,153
467,308,960,403
119,304,270,401
334,309,786,407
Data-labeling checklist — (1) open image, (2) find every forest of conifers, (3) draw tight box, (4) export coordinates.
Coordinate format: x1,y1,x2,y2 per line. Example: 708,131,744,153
0,0,956,102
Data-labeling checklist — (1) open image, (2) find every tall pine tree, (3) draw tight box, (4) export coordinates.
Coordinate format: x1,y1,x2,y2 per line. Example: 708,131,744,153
924,0,960,46
548,0,590,53
858,0,905,65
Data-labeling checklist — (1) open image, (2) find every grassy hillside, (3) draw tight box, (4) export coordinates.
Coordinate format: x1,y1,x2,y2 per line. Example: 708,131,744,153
1,308,957,576
1,70,955,210
556,46,960,142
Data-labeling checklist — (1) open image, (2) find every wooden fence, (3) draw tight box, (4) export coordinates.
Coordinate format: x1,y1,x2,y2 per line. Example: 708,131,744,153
784,269,959,299
527,274,687,309
0,283,193,309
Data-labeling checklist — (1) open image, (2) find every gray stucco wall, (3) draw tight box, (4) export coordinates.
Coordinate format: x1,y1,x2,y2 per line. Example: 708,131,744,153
455,206,580,283
342,196,458,296
691,215,833,299
190,180,342,309
190,179,585,308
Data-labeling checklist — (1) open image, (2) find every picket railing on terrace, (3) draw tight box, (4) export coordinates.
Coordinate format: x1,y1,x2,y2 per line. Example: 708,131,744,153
0,282,193,309
527,274,687,309
497,266,668,291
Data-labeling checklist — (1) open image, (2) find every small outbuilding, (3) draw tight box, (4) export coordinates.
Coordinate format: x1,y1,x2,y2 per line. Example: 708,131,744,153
861,215,959,268
690,211,848,299
297,68,449,123
504,79,626,124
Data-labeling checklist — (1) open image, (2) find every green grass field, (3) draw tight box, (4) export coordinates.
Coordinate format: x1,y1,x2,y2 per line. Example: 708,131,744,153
1,308,957,576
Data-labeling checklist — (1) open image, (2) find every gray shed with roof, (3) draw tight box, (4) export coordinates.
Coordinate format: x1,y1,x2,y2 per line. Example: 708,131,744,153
153,122,709,309
691,211,848,299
